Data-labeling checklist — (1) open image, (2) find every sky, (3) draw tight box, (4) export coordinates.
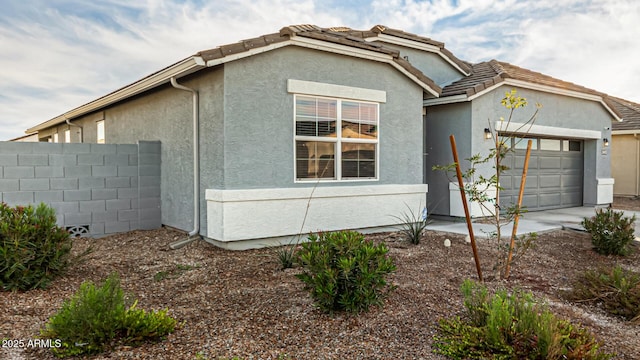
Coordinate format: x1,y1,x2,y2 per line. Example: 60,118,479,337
1,0,640,140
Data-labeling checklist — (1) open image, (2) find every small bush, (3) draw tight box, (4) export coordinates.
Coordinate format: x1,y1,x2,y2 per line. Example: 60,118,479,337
41,273,177,357
392,204,429,244
295,230,396,314
567,265,640,322
0,202,74,291
275,245,296,270
434,279,612,359
582,208,636,256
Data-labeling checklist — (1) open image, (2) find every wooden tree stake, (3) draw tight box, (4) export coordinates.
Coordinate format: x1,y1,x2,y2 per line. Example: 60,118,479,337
449,135,483,282
504,139,533,279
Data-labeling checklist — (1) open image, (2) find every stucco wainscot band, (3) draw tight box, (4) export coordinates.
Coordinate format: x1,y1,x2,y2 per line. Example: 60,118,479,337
204,184,428,250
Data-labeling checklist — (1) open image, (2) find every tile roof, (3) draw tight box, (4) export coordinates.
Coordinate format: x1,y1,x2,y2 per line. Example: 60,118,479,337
442,60,604,97
610,97,640,131
27,24,446,133
325,25,472,75
440,59,622,119
197,24,441,95
366,25,472,74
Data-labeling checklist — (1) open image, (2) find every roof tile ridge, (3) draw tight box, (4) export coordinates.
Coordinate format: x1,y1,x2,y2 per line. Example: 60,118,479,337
279,24,321,37
369,24,445,47
488,59,507,77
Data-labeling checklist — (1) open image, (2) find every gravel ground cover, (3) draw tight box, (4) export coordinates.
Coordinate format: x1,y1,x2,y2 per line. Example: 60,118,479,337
2,197,640,359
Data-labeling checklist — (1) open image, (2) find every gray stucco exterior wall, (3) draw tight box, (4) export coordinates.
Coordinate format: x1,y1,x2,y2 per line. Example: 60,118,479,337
370,42,464,87
470,86,612,206
222,46,425,190
62,68,225,236
0,141,161,236
424,102,472,215
39,46,425,238
426,85,613,216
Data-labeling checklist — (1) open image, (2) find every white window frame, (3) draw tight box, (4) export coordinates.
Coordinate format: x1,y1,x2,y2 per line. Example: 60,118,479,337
52,132,59,143
64,129,71,143
96,120,105,144
293,94,380,182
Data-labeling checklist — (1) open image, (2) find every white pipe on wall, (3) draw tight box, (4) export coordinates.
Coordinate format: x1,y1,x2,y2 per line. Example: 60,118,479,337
169,77,200,249
65,118,83,142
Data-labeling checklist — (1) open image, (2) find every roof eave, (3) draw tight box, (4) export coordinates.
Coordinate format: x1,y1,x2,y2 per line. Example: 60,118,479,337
612,129,640,135
427,78,623,121
27,56,206,133
280,36,441,97
363,33,471,76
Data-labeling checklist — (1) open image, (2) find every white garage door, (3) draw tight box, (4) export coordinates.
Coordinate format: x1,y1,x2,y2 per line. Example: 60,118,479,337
501,137,583,211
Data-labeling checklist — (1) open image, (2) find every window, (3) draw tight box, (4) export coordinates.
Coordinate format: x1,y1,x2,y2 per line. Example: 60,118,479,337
295,95,378,180
64,129,71,143
540,139,561,151
52,133,59,143
96,120,105,144
513,137,537,150
563,140,581,151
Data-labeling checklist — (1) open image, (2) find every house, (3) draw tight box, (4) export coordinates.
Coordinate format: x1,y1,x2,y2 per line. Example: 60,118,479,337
610,97,640,196
425,60,620,217
22,25,620,248
10,133,38,142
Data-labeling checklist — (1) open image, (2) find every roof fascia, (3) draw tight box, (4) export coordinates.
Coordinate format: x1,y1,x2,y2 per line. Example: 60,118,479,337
365,34,471,76
205,41,292,66
27,56,206,133
612,129,640,135
423,94,468,106
205,37,393,66
495,121,601,139
30,35,442,134
466,79,622,122
208,37,440,96
289,37,439,96
424,78,622,121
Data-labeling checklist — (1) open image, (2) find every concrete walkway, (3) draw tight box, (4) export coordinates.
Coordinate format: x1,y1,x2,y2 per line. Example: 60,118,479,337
427,206,640,239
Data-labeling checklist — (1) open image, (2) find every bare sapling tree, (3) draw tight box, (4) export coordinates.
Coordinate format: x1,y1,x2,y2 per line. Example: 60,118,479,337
434,89,542,280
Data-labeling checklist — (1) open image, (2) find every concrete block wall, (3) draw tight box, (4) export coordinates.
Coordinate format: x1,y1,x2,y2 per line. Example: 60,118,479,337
0,141,161,236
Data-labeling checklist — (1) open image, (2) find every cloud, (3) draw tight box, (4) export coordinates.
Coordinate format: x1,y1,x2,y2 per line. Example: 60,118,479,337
0,0,343,140
511,0,640,100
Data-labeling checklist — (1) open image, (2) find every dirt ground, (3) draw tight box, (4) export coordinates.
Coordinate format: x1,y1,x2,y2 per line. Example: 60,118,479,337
1,197,639,359
612,195,640,211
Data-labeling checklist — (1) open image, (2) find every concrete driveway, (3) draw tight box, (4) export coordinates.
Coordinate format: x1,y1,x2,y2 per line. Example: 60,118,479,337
427,206,640,239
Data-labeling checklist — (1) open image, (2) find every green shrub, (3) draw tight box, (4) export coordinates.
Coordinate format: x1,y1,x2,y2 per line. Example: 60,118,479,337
567,265,640,322
434,279,612,359
582,208,636,256
295,230,396,314
0,202,73,291
41,272,177,357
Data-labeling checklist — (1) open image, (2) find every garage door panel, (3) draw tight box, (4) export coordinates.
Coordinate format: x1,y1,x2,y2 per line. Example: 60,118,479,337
502,138,583,211
513,175,537,189
539,193,562,207
562,156,582,169
563,174,582,187
515,156,538,170
539,174,561,188
562,191,582,206
540,157,561,169
521,194,538,209
500,176,514,191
